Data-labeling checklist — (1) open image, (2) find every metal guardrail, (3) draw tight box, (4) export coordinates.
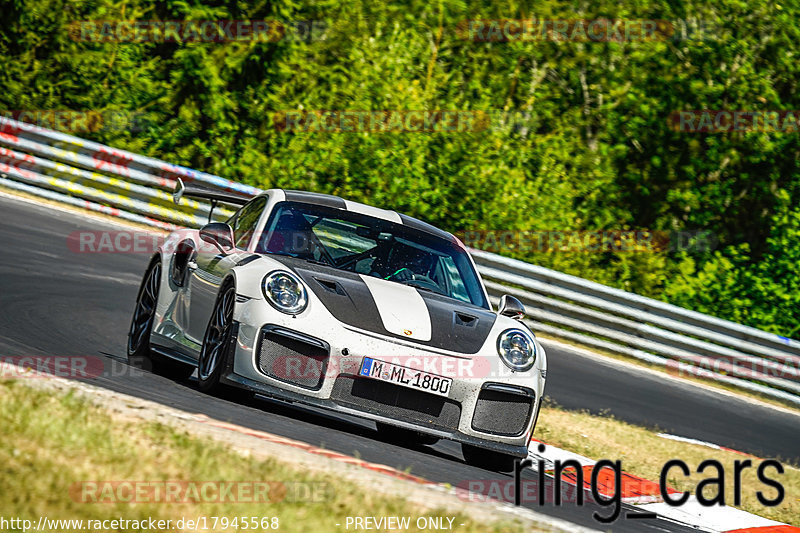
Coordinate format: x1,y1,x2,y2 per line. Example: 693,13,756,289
0,117,256,227
1,116,798,406
474,251,800,405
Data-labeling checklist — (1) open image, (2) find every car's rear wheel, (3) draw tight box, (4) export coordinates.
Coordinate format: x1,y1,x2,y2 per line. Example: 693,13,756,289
128,259,194,380
375,422,440,446
461,443,519,473
197,281,236,394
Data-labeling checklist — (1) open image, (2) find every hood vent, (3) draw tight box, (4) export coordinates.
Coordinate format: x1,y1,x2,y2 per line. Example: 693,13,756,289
314,277,347,296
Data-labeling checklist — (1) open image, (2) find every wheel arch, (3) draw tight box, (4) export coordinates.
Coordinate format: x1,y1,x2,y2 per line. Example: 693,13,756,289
221,272,237,291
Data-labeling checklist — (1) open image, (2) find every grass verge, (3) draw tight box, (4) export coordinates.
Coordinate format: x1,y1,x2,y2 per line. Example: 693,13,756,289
0,380,539,533
536,402,799,525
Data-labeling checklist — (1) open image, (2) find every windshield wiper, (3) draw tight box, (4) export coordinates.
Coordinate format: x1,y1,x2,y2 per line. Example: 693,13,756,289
413,285,436,293
262,251,335,268
303,257,335,267
400,280,444,296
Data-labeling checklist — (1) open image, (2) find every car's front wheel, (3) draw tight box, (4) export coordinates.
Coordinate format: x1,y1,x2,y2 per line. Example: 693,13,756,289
197,281,236,394
461,443,519,473
128,259,194,380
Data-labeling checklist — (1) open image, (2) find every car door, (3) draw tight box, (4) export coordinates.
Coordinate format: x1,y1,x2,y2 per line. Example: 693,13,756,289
185,197,267,346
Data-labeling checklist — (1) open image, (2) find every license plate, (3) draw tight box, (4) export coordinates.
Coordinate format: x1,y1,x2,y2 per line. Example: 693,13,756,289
359,357,452,397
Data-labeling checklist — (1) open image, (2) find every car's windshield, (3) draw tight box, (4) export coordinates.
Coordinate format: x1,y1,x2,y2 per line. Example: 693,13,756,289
255,201,487,308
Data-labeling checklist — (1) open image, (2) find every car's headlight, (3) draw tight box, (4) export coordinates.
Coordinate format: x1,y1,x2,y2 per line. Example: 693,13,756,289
497,329,536,372
262,270,307,314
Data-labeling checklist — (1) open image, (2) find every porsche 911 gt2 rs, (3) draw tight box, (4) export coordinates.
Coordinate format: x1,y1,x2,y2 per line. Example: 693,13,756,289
128,182,547,471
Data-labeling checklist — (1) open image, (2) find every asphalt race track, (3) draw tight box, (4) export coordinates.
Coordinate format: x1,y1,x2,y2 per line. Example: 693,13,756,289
1,193,798,532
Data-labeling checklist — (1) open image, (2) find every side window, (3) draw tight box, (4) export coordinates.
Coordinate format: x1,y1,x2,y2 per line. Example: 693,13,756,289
233,197,266,249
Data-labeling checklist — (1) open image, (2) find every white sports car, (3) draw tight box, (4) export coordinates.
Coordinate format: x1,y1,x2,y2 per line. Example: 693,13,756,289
128,182,547,471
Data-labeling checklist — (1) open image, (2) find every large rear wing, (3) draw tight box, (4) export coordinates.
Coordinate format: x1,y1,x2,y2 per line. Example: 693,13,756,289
173,178,253,222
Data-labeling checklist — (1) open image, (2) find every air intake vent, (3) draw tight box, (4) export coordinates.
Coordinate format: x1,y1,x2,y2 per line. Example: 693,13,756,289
257,327,329,390
471,386,534,436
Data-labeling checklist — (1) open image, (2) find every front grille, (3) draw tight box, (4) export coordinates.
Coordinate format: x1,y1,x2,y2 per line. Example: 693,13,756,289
471,387,534,436
331,375,461,431
257,328,329,390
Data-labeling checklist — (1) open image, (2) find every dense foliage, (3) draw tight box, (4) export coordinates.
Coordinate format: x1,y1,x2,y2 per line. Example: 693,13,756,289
2,0,799,336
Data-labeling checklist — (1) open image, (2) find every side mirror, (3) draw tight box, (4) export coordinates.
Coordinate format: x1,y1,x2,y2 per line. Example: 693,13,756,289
199,222,235,253
498,294,525,320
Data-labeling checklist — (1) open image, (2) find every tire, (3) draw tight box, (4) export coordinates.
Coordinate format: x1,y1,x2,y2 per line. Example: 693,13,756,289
461,443,519,473
197,281,236,394
375,422,440,446
128,259,194,380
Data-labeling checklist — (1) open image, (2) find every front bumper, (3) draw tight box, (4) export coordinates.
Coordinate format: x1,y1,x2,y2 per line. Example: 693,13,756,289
226,298,543,458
